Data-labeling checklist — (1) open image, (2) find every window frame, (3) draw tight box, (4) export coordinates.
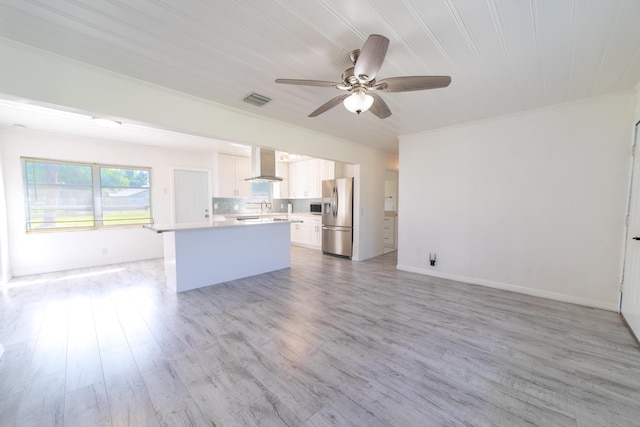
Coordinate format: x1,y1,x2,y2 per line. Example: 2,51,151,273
247,180,273,204
21,157,153,232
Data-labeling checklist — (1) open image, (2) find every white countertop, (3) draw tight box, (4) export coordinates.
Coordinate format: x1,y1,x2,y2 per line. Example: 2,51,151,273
225,212,320,219
144,217,300,233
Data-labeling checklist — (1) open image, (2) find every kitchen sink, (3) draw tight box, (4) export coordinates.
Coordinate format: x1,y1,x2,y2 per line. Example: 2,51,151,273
236,215,260,221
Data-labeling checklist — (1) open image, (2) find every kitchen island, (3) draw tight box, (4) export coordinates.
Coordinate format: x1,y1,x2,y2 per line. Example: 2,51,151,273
145,218,298,292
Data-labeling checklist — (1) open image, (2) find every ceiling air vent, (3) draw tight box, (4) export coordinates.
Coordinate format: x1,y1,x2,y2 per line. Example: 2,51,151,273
243,92,271,107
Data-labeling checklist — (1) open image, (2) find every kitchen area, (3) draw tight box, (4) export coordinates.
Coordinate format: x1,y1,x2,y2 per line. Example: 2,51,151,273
210,147,359,255
144,141,400,292
146,145,364,292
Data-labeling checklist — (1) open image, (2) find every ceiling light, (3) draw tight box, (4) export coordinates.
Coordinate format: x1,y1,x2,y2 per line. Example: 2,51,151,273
92,117,121,128
343,88,374,115
280,153,303,162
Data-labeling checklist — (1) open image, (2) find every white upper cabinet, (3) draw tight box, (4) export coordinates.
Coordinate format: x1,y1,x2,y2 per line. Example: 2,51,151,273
305,159,319,198
288,161,306,198
215,153,251,198
288,159,334,198
272,161,289,199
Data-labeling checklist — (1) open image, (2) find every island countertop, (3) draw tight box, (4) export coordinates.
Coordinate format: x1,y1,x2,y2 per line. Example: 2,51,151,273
146,216,299,292
144,217,301,233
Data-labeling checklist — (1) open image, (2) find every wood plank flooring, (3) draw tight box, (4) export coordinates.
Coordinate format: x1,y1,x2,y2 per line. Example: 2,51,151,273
1,247,640,426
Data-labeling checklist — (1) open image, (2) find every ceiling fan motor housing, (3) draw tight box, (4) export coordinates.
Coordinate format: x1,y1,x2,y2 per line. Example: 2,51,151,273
342,67,360,86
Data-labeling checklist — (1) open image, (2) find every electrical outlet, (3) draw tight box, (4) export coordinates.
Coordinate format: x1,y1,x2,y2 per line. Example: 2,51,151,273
234,205,238,210
102,247,108,255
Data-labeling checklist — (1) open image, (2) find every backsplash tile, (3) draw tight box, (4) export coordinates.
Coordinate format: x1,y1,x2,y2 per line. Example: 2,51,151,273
213,197,321,215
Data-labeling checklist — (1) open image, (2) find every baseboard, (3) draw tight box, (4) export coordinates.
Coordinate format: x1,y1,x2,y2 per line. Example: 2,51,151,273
620,313,640,347
396,264,618,312
11,252,164,278
291,242,321,251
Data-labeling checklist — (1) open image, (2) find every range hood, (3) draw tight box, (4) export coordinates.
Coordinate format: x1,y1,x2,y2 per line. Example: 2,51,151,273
245,147,283,182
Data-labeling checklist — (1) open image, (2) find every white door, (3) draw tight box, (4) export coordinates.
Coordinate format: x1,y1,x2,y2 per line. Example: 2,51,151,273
622,121,640,338
173,168,211,223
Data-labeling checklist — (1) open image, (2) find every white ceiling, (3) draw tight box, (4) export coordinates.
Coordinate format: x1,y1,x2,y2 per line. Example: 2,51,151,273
0,0,639,154
0,98,253,156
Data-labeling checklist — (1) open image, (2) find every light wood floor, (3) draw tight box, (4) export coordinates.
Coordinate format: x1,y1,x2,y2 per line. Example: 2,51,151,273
1,247,640,426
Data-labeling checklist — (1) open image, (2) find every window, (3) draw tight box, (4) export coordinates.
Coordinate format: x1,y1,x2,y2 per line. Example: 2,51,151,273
248,181,272,203
22,158,152,231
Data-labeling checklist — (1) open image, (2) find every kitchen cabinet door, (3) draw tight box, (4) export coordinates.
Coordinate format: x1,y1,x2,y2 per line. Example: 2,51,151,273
290,220,309,245
288,161,307,198
273,161,288,198
383,216,396,248
215,154,251,197
216,154,237,197
290,216,321,249
288,159,334,199
306,159,319,198
235,156,251,197
309,217,322,247
321,160,335,182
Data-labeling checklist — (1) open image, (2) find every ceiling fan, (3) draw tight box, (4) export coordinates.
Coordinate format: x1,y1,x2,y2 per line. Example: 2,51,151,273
275,34,451,119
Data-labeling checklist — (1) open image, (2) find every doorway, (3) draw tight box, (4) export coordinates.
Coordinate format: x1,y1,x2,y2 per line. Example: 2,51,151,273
172,168,211,224
622,121,640,340
384,169,398,254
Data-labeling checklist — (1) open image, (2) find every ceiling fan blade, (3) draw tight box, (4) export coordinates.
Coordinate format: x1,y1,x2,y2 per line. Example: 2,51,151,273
275,79,338,88
354,34,389,83
375,76,451,92
369,93,392,119
308,94,350,117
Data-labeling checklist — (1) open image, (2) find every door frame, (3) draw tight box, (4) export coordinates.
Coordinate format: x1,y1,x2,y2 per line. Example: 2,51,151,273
621,120,640,343
170,166,212,224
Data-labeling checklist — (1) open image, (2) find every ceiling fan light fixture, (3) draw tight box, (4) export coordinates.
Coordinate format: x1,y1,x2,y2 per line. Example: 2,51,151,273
343,88,374,115
275,34,451,119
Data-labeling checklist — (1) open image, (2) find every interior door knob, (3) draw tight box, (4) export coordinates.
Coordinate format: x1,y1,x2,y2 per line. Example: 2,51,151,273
633,237,640,240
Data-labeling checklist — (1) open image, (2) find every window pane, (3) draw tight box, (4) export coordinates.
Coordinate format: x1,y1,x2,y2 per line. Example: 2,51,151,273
24,161,94,229
248,181,272,203
100,167,151,225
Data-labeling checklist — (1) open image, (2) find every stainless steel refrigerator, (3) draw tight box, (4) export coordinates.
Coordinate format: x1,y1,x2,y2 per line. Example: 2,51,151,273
322,178,353,258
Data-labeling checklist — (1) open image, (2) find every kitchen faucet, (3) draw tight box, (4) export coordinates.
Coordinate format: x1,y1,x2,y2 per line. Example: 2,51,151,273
260,200,269,214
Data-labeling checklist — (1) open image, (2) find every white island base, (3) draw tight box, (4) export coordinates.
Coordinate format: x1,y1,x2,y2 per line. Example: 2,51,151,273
155,221,292,292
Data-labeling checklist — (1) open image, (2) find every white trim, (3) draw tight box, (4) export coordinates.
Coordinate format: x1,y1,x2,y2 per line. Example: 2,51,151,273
11,253,162,277
396,264,619,312
291,242,321,251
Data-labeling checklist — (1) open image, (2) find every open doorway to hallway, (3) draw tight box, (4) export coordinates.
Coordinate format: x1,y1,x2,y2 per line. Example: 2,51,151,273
384,169,398,254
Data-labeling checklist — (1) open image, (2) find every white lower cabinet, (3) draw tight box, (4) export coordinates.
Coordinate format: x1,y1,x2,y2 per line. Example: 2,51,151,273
290,220,309,245
309,217,322,247
290,215,322,250
383,215,396,248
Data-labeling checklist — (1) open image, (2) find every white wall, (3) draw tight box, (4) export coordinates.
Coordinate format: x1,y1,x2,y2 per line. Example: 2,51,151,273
0,38,396,274
0,145,8,284
398,92,636,311
0,128,214,276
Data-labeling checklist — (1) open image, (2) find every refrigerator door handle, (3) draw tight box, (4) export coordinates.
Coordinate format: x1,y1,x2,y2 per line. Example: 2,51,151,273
322,226,351,232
